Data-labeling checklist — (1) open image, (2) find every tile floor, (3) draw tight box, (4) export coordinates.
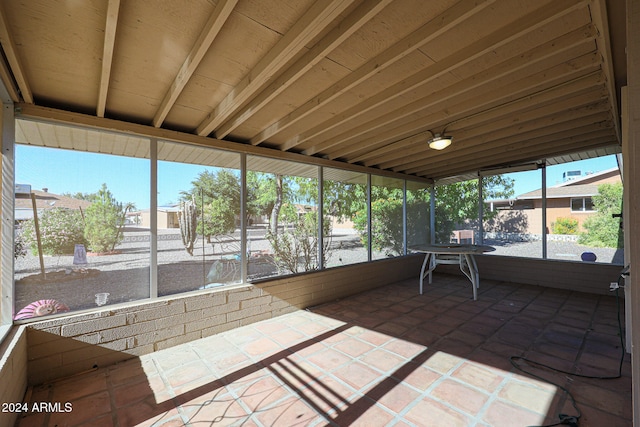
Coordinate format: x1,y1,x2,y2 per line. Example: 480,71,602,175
15,275,631,426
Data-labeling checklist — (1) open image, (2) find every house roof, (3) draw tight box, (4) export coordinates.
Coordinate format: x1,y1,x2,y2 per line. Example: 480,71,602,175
14,189,92,211
0,0,625,183
517,184,601,200
551,166,620,187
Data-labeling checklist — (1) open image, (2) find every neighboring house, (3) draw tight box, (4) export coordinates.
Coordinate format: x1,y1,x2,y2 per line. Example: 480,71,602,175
487,168,622,235
15,186,92,222
136,206,181,229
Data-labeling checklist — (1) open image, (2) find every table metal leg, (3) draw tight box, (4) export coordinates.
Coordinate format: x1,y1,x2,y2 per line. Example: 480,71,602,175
419,252,435,294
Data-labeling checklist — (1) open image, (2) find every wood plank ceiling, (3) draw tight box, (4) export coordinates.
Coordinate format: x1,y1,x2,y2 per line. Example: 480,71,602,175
0,0,626,182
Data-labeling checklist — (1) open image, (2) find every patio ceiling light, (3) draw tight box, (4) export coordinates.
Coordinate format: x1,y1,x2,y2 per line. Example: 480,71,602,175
428,134,452,150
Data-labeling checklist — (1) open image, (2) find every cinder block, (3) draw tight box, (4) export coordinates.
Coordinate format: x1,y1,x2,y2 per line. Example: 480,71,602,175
200,321,239,338
60,314,128,337
127,301,186,323
239,295,272,309
184,292,227,311
154,330,200,351
226,305,270,322
98,321,156,343
155,310,203,330
227,287,262,303
238,312,272,327
184,313,226,333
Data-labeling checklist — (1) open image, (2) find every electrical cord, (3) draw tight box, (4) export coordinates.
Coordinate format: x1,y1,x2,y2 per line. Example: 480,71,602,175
509,267,628,427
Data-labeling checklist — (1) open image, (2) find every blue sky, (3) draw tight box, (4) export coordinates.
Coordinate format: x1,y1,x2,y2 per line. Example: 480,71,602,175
506,155,619,196
16,144,619,208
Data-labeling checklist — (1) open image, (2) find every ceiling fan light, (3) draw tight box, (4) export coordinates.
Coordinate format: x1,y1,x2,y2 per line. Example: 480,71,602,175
428,135,452,150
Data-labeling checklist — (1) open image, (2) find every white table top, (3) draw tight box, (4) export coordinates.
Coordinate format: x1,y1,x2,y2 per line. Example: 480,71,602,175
409,244,495,255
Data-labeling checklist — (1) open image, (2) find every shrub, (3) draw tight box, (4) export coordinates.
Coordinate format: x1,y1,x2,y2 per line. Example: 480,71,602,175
15,227,27,258
552,217,579,235
83,184,128,253
578,183,623,248
21,208,86,255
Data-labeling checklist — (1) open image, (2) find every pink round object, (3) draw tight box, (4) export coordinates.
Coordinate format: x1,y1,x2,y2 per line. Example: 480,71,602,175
14,299,70,320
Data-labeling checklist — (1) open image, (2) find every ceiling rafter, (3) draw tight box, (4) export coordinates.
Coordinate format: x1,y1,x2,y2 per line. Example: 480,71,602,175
195,0,357,137
402,114,613,174
0,55,19,102
0,2,32,103
419,132,617,178
396,118,613,174
213,0,394,139
362,91,609,168
249,0,497,147
326,52,602,161
388,110,613,173
301,7,595,156
352,73,606,166
97,0,121,118
152,0,238,128
424,133,617,179
589,0,621,141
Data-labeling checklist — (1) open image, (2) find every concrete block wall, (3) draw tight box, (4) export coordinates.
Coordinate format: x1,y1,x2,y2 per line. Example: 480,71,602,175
25,255,424,385
0,326,28,427
436,255,623,296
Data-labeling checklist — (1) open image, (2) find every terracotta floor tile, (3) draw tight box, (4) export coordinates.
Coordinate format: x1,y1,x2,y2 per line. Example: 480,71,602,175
294,374,355,413
431,379,489,415
333,398,395,427
333,337,374,357
17,276,632,427
498,380,557,414
254,396,321,426
374,381,421,413
331,362,383,391
164,359,214,388
404,396,472,427
360,348,407,372
451,361,505,393
306,348,352,371
482,400,546,427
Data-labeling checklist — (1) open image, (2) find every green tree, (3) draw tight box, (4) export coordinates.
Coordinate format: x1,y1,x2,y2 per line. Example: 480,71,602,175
83,184,130,253
578,182,623,247
22,208,86,255
435,176,513,242
182,170,241,241
350,176,514,253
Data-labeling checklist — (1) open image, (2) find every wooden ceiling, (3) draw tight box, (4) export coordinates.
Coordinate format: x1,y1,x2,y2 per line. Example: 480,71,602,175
0,0,626,182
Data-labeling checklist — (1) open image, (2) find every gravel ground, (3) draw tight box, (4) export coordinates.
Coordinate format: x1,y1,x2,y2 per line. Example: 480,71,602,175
13,228,623,317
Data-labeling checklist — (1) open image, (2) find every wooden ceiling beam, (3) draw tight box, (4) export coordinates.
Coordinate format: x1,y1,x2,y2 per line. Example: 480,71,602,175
315,40,599,160
249,0,497,146
326,53,602,161
0,55,20,102
398,112,613,173
0,2,32,103
299,4,594,156
390,113,613,174
363,93,608,168
351,75,605,165
214,0,393,139
401,117,613,175
589,0,621,142
152,0,237,127
196,0,356,137
97,0,121,118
